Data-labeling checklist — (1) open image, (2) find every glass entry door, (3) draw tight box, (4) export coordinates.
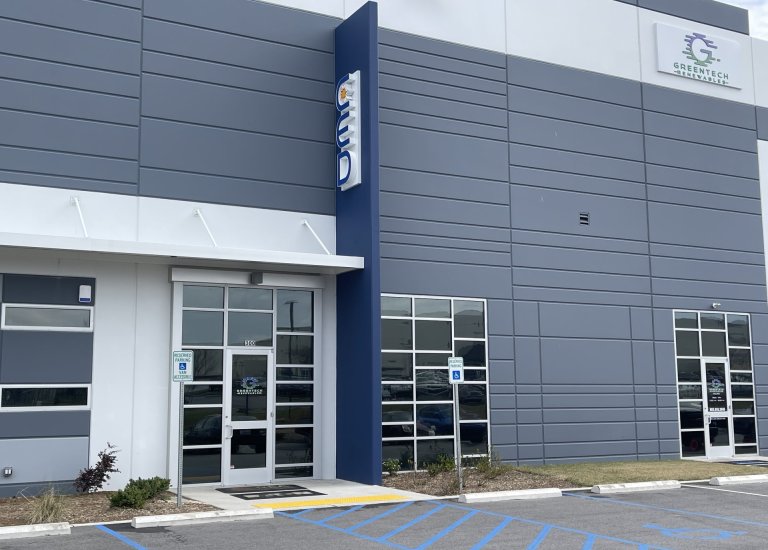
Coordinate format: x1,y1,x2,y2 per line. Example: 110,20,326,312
703,359,733,459
223,350,273,484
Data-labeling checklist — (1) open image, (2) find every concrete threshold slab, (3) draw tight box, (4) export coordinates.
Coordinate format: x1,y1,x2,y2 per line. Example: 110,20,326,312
0,522,70,540
710,474,768,486
459,488,562,503
132,508,273,528
591,480,681,494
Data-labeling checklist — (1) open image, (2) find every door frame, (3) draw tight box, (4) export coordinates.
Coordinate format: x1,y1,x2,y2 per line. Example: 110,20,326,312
701,357,734,459
222,349,275,485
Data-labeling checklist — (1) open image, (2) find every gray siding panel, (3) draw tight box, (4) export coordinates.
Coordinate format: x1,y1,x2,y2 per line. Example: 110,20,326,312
2,275,96,305
0,437,88,486
509,166,645,200
646,165,760,199
0,332,93,384
648,186,761,215
638,0,749,35
539,304,631,339
509,144,645,182
0,411,90,439
642,84,756,129
645,136,759,180
379,29,505,68
758,108,768,141
643,111,757,153
512,245,649,277
381,259,513,300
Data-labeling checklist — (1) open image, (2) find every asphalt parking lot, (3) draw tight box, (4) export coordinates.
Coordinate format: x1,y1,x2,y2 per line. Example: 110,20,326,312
6,482,768,549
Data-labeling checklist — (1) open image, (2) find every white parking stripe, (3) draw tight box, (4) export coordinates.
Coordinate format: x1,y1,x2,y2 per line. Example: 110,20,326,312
682,484,768,498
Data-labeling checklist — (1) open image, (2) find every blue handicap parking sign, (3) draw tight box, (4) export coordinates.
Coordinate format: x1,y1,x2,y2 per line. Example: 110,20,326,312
452,370,461,380
179,362,187,371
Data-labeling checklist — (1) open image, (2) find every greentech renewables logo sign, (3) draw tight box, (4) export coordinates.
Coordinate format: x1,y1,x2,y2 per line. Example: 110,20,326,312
655,23,742,89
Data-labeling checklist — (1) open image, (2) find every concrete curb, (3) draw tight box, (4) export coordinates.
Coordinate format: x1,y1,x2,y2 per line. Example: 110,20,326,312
591,480,681,494
0,522,70,540
459,488,562,503
710,474,768,486
131,508,273,528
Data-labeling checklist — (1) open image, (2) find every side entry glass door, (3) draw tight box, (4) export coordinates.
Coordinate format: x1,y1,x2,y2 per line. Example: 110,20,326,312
223,350,273,485
703,359,733,459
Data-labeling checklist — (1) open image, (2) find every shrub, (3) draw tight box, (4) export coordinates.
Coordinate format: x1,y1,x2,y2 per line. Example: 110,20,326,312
426,454,455,477
74,443,119,493
382,458,401,477
109,476,171,509
28,487,64,524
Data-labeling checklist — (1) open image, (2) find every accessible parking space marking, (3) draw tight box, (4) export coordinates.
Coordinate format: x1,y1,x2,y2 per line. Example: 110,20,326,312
682,483,768,498
95,525,148,550
278,500,671,549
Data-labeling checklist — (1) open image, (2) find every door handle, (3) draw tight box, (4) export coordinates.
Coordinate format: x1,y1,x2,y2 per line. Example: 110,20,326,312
225,425,233,439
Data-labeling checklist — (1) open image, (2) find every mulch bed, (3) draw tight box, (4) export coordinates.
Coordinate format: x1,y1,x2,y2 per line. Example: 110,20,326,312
382,467,574,496
0,491,217,527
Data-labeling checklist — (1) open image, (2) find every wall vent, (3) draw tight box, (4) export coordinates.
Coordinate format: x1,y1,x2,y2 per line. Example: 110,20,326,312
579,212,590,225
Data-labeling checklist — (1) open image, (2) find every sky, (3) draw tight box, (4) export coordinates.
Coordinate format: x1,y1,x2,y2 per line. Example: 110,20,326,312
721,0,768,39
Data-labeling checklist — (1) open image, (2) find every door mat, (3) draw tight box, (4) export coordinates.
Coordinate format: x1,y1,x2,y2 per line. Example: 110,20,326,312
216,484,325,500
727,460,768,466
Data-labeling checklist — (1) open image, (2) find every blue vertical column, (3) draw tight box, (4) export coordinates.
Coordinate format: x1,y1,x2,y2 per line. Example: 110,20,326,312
335,2,381,485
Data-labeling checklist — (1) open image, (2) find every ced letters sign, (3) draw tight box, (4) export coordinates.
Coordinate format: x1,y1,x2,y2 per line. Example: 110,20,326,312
336,70,362,191
172,350,194,382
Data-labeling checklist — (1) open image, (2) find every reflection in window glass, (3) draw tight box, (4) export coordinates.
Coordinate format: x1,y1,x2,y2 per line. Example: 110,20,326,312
383,404,413,422
275,466,313,478
276,335,314,365
381,296,411,317
417,439,454,468
276,405,313,425
681,431,705,457
733,418,756,443
460,423,488,455
731,372,752,383
382,353,413,381
277,290,313,332
735,445,758,455
184,384,223,405
382,384,413,402
679,401,703,429
677,359,701,382
728,315,750,346
454,301,484,338
733,401,755,415
414,298,450,318
674,311,697,329
382,441,413,469
701,332,726,357
183,286,223,309
1,387,87,407
675,331,699,356
677,384,702,400
415,353,451,366
275,427,313,464
276,384,313,403
416,370,450,401
729,349,752,371
456,341,486,367
415,321,452,351
190,349,223,381
382,319,412,350
731,385,754,399
228,312,272,347
183,408,222,445
459,385,487,420
183,448,221,484
700,313,724,330
416,404,453,436
276,367,313,381
182,311,223,346
4,307,91,329
230,429,266,470
383,424,414,438
228,288,272,310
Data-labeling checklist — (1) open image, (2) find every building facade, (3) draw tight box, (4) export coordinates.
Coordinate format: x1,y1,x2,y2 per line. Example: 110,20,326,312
1,0,768,495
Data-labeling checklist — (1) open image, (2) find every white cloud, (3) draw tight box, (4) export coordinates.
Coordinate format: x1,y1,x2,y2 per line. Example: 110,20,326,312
720,0,768,39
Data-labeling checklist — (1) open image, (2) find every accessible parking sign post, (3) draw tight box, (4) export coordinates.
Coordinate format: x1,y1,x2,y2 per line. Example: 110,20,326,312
449,357,464,494
172,351,194,507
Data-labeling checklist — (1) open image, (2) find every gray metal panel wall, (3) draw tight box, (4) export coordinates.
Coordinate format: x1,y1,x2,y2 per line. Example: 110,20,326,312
0,411,90,439
0,331,93,384
638,0,749,34
2,274,96,305
138,0,339,214
758,107,768,141
0,0,141,194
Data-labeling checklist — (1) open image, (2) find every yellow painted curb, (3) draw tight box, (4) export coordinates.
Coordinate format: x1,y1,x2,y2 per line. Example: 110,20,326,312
252,493,406,510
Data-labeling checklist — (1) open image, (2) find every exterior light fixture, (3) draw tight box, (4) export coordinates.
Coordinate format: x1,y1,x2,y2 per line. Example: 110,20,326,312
2,467,12,477
711,302,722,310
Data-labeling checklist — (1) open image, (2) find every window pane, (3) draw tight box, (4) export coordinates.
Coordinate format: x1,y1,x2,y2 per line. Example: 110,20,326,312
231,355,267,421
230,428,266,470
382,353,413,381
415,321,452,351
1,387,87,407
464,369,487,382
276,384,313,403
681,431,705,457
383,404,413,422
183,448,221,484
678,384,702,399
460,423,488,456
183,286,223,309
733,418,756,444
675,331,699,356
276,367,313,381
731,372,752,383
228,288,272,310
382,441,414,470
277,290,313,332
735,445,758,455
276,335,314,365
679,401,703,429
700,313,724,330
415,353,450,366
674,311,698,329
275,427,313,464
382,384,413,402
728,315,750,346
456,341,486,367
414,298,450,318
183,408,221,445
191,349,223,381
417,439,454,468
416,404,453,436
382,319,412,350
416,369,450,401
275,466,313,478
183,311,223,346
184,384,223,405
729,349,752,371
4,307,90,328
731,385,754,399
383,424,414,438
454,301,484,338
701,332,726,357
459,385,487,420
276,405,313,425
733,400,755,415
228,312,272,347
381,296,411,317
677,359,701,382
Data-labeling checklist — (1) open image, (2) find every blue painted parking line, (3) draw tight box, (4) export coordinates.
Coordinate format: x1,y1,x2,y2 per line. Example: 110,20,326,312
95,525,148,550
279,500,671,550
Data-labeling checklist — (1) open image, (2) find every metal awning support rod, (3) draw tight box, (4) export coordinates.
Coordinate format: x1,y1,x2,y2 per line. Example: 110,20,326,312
70,196,89,238
302,219,331,255
194,208,218,247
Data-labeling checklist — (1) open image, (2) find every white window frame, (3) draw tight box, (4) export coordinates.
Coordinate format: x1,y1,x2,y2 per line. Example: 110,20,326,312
1,303,94,332
0,384,91,412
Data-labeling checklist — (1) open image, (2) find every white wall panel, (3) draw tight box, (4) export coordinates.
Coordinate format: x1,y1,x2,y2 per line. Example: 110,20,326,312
754,38,768,108
0,438,88,484
638,10,755,104
506,0,641,81
347,0,505,53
